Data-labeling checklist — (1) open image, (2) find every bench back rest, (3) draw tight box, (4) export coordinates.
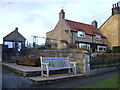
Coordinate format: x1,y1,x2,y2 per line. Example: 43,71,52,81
40,57,70,68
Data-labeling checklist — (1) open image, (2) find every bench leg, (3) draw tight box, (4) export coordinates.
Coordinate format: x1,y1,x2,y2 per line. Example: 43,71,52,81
74,68,76,74
41,70,43,77
47,70,49,77
68,69,71,74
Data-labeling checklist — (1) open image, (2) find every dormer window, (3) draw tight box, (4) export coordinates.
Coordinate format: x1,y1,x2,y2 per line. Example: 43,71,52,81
95,35,101,40
77,31,85,38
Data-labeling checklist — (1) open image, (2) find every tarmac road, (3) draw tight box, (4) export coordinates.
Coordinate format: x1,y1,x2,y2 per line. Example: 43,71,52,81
2,66,120,89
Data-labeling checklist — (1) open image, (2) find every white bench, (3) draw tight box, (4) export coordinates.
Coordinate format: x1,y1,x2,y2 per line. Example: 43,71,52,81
40,57,77,77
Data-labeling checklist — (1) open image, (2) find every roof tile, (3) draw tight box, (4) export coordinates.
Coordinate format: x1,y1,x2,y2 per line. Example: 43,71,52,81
65,19,105,37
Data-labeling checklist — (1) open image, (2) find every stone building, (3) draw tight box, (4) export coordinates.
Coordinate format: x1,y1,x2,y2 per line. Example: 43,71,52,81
46,9,107,51
100,1,120,50
3,27,26,50
3,27,26,61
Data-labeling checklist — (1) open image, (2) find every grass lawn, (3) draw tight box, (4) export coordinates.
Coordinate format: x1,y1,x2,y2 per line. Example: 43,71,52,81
76,75,120,88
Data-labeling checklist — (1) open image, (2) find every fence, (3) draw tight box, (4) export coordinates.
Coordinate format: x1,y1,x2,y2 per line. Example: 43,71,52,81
90,53,120,69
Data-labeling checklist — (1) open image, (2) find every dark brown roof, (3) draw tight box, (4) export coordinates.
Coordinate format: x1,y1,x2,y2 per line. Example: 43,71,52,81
3,28,26,41
65,19,105,37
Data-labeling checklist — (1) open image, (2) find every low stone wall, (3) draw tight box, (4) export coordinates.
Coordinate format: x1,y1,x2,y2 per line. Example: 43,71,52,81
85,67,118,76
25,49,90,74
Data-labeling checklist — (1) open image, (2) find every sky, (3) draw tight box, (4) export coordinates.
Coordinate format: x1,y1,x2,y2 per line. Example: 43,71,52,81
0,0,119,45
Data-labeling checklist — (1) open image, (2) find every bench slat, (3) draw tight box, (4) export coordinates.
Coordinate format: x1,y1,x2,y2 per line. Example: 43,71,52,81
48,66,75,70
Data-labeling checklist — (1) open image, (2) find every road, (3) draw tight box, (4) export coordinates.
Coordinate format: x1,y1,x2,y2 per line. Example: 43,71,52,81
2,66,120,89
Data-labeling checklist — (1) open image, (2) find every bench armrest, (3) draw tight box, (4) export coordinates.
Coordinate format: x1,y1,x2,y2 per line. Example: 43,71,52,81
70,62,77,64
42,63,49,65
41,63,49,70
70,62,77,67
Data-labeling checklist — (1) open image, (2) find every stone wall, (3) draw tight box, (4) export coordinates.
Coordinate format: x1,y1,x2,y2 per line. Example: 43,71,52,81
46,17,71,49
25,49,90,74
100,14,120,49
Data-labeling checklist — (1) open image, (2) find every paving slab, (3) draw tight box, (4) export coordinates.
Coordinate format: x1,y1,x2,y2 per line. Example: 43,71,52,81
2,63,85,85
2,63,41,71
29,73,85,85
2,63,41,77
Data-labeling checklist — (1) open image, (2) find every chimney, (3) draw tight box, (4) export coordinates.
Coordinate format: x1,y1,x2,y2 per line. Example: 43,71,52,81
112,1,120,15
15,27,18,31
91,20,97,28
59,9,65,20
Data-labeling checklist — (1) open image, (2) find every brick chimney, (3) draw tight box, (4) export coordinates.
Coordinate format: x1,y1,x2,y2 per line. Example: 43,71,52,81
112,1,120,15
91,20,97,28
59,9,65,20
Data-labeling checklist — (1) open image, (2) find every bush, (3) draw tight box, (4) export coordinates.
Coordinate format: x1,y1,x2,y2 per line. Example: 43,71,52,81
67,43,77,49
77,48,90,53
105,48,113,53
16,55,40,66
38,45,46,50
113,46,120,53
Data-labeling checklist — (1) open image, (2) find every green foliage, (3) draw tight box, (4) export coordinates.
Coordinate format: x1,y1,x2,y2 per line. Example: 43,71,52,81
113,46,120,53
67,43,77,49
16,55,40,66
105,48,113,53
77,48,90,52
37,45,46,50
105,46,120,53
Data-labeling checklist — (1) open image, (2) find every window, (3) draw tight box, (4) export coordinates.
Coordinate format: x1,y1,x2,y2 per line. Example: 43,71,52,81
97,46,106,51
4,41,13,48
79,43,90,50
77,31,85,38
95,35,101,40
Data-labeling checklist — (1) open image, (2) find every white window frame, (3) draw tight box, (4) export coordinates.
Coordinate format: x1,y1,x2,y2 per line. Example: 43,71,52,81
97,46,106,51
77,31,85,38
95,35,101,40
79,43,90,50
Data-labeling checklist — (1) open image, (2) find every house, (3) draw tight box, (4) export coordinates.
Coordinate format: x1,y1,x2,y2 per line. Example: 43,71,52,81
3,27,26,50
100,1,120,50
46,9,107,52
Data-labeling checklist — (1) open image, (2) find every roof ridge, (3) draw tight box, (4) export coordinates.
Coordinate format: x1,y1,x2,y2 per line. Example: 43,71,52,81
65,19,92,26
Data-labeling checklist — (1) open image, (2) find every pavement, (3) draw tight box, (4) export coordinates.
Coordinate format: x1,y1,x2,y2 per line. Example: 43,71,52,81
35,69,119,88
0,63,2,90
2,65,120,88
2,63,41,72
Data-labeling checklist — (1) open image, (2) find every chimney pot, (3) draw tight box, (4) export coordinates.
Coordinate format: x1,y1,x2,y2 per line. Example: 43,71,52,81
59,9,65,20
15,27,18,31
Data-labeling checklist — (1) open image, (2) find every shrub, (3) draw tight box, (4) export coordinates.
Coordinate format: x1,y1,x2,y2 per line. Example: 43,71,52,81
113,46,120,53
105,48,113,53
67,43,77,49
77,48,90,53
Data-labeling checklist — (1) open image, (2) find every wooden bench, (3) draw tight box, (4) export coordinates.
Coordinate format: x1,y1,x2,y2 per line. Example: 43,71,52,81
40,57,77,77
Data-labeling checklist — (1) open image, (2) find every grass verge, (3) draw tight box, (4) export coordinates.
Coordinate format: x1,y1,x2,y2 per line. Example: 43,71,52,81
76,75,120,89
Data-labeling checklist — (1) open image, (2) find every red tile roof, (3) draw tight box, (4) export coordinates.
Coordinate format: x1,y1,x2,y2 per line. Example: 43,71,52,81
65,19,105,37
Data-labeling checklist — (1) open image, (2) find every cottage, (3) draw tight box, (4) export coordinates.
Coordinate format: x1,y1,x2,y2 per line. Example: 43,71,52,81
100,1,120,50
46,9,107,52
3,27,26,51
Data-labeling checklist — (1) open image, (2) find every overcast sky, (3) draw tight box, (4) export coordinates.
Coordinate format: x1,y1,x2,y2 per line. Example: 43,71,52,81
0,0,119,45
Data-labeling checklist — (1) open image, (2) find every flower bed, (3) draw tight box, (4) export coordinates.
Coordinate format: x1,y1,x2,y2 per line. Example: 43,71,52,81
16,55,40,67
